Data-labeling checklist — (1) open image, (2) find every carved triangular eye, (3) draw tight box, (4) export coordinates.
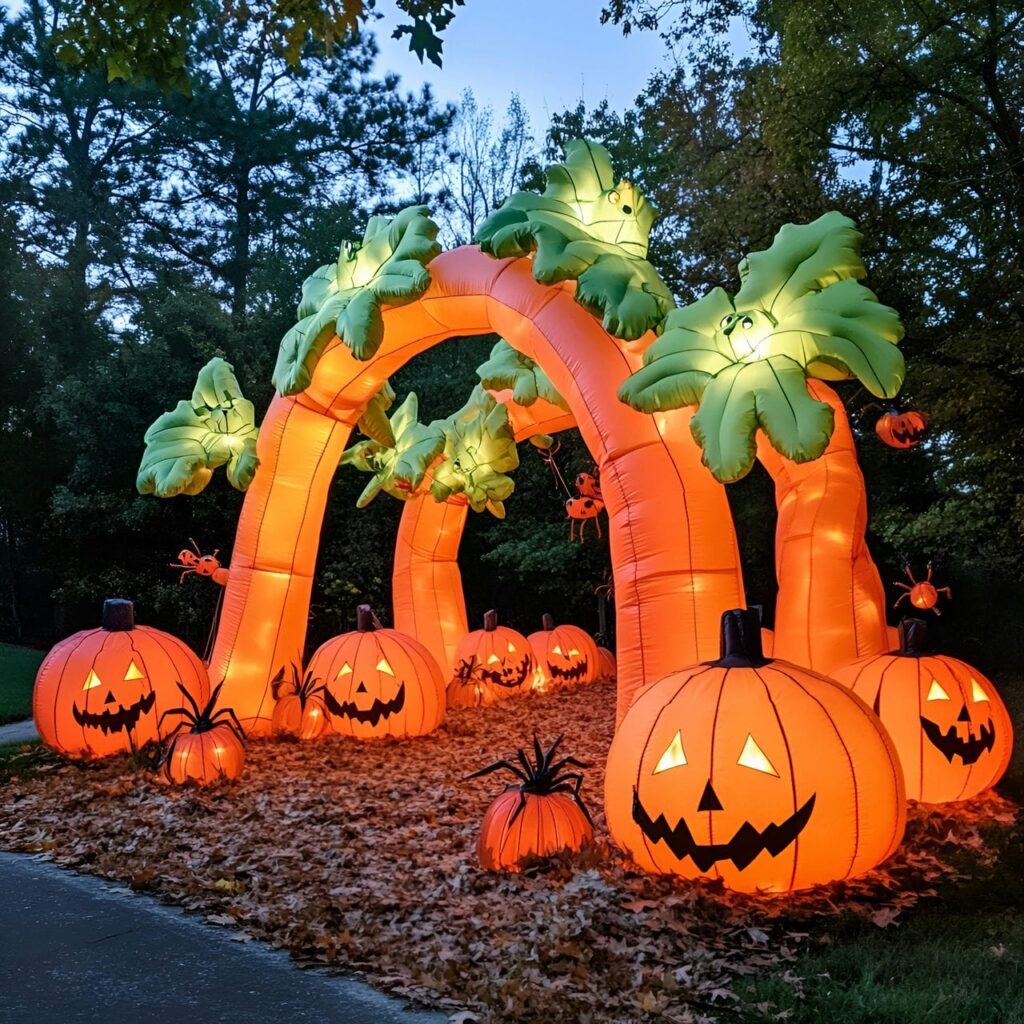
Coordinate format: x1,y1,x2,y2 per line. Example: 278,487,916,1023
123,659,144,681
376,658,394,676
83,669,102,691
653,731,687,774
506,641,516,653
970,678,989,703
337,662,352,678
737,734,778,776
486,653,500,665
568,648,580,657
552,644,563,656
926,679,950,701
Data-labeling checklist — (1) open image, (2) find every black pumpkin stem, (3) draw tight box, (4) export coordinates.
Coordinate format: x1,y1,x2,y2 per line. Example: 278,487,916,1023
541,613,555,631
467,734,594,827
101,598,135,632
483,609,498,632
714,608,768,668
356,605,379,632
897,617,929,657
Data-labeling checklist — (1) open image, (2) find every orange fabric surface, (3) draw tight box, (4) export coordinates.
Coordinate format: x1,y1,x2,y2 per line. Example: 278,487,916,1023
756,381,889,675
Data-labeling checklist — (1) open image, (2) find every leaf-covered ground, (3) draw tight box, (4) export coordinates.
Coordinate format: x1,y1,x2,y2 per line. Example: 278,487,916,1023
0,679,1017,1024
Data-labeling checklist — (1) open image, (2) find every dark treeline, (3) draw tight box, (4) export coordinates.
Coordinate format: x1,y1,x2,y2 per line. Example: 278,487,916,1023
1,0,1020,671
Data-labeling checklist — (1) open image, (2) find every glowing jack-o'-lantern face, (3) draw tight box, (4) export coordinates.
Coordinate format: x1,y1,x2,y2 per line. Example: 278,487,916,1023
448,610,535,708
32,599,210,760
833,618,1012,803
527,615,599,691
605,609,905,892
308,606,445,739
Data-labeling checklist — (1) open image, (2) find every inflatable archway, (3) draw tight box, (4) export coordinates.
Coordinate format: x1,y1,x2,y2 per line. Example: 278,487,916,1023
207,247,746,731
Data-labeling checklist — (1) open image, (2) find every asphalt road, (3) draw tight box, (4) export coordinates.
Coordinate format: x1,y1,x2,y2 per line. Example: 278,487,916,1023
0,852,448,1024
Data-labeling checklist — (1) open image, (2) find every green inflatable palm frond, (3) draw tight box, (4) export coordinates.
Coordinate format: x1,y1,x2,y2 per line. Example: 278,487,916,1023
619,212,905,482
355,379,397,447
273,205,441,396
137,358,260,497
475,340,569,410
341,386,519,519
340,392,445,508
474,139,674,340
428,386,519,518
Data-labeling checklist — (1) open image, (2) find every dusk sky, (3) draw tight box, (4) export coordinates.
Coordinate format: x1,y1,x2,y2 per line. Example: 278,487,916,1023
372,0,672,133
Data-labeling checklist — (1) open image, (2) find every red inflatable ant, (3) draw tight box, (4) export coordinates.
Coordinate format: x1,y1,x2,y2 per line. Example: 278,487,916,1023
170,540,230,586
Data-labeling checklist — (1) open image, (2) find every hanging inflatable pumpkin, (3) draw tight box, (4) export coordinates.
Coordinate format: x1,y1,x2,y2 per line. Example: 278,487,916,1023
597,646,617,681
528,614,599,691
604,609,905,892
33,599,210,760
470,736,594,871
832,618,1012,803
876,409,928,448
271,663,329,740
449,610,535,707
308,606,445,739
162,682,246,785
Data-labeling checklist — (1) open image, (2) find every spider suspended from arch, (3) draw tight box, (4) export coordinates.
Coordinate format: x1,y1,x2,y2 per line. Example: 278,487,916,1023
893,563,951,616
170,539,229,586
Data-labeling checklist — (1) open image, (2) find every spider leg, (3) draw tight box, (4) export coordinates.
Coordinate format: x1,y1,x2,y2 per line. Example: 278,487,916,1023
903,564,916,584
178,568,195,584
925,561,933,582
893,591,909,607
937,586,952,597
465,759,529,783
506,789,529,826
595,516,602,541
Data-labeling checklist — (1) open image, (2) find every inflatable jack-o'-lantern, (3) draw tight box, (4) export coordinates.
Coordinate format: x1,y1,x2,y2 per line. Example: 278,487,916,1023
876,408,928,448
33,598,210,759
309,606,445,739
605,609,905,892
528,614,599,691
448,610,535,707
832,618,1012,803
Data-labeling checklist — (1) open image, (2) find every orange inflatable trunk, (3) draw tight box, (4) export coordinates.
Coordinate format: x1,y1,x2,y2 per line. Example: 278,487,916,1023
208,248,745,732
756,381,889,674
392,494,469,676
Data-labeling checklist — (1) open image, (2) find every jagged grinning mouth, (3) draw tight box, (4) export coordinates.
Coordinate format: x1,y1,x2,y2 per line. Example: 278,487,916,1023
72,691,156,735
548,658,589,683
632,788,816,872
920,716,995,765
892,425,924,445
324,681,406,727
479,655,533,689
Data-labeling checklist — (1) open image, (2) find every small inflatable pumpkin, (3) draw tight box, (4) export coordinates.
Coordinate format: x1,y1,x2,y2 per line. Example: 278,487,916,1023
448,610,535,707
527,614,599,690
309,606,445,739
33,598,209,759
596,646,617,681
470,737,593,871
876,408,928,448
832,618,1012,803
605,609,906,892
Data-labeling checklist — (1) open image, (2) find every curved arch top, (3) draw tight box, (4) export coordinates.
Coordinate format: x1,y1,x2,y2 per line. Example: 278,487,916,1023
210,246,746,732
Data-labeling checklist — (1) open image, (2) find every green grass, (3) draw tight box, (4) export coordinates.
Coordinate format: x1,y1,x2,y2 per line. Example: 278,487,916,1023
0,642,44,724
735,680,1024,1023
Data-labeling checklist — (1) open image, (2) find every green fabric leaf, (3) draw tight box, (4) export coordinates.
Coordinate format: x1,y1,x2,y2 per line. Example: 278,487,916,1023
619,212,906,475
474,139,674,340
340,391,445,505
137,357,260,498
475,340,568,409
356,380,397,446
273,205,441,395
690,356,835,483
